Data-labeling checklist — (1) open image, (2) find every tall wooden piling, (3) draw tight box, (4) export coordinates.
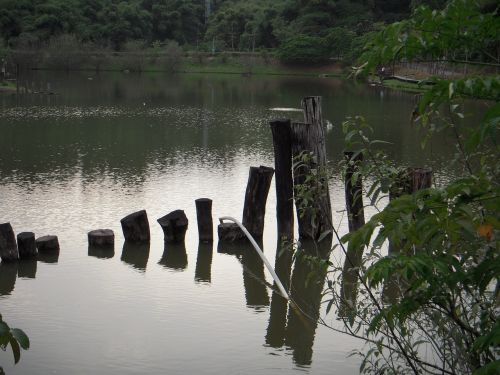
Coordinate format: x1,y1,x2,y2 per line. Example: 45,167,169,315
290,96,332,241
270,119,294,240
120,210,150,243
0,223,19,262
195,198,213,243
242,166,275,239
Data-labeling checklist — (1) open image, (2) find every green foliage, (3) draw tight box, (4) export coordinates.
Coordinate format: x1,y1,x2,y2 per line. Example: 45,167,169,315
0,313,29,371
277,35,328,65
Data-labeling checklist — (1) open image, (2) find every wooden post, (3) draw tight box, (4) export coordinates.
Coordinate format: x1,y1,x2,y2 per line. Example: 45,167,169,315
0,223,19,262
157,210,189,243
17,232,37,259
35,235,59,253
217,222,244,242
270,119,294,240
120,210,150,243
88,229,114,248
242,165,275,239
290,96,332,240
344,152,365,233
195,198,213,242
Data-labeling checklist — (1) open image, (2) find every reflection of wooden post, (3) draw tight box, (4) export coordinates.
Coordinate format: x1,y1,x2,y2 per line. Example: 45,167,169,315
0,223,19,262
195,242,213,283
195,198,213,243
265,239,293,347
270,119,294,240
291,96,332,240
0,262,18,296
240,242,269,309
285,239,330,366
121,210,150,243
121,242,150,272
339,152,366,317
158,243,188,271
242,166,274,239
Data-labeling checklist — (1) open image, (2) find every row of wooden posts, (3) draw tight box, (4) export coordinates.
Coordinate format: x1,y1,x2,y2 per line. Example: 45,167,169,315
0,96,433,266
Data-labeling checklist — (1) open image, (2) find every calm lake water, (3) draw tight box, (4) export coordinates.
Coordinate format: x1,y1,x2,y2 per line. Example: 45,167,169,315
0,71,478,374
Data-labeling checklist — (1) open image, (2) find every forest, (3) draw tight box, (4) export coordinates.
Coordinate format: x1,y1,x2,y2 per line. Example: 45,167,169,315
0,0,451,61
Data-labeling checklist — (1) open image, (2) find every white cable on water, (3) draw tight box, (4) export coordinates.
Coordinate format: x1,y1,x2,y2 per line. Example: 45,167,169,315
218,216,290,301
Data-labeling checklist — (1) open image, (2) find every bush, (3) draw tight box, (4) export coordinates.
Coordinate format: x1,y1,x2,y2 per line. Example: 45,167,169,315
277,35,329,65
164,40,183,73
44,34,87,71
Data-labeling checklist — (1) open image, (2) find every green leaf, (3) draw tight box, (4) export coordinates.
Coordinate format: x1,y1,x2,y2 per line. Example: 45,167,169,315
9,336,21,364
11,329,30,350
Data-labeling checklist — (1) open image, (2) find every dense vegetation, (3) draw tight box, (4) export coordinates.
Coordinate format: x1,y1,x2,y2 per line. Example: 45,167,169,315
0,0,451,62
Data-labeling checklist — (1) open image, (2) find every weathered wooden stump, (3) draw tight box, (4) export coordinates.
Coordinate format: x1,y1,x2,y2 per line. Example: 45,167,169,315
157,210,189,243
242,165,275,239
120,210,150,243
217,222,244,242
195,198,213,242
0,222,19,262
35,235,60,253
88,229,114,248
17,232,37,259
270,119,294,240
290,97,332,241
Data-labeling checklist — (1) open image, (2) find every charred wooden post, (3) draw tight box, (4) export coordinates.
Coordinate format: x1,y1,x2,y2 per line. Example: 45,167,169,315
120,210,150,243
195,198,213,243
36,235,60,253
17,232,37,259
270,119,294,240
217,222,244,242
0,223,19,262
88,229,114,248
157,210,189,243
290,96,332,240
242,165,275,239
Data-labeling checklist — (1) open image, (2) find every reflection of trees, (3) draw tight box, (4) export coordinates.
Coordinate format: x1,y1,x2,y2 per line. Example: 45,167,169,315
158,243,188,271
121,242,150,272
0,262,18,296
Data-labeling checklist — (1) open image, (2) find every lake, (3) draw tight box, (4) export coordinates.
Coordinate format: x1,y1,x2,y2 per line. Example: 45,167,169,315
0,71,470,374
